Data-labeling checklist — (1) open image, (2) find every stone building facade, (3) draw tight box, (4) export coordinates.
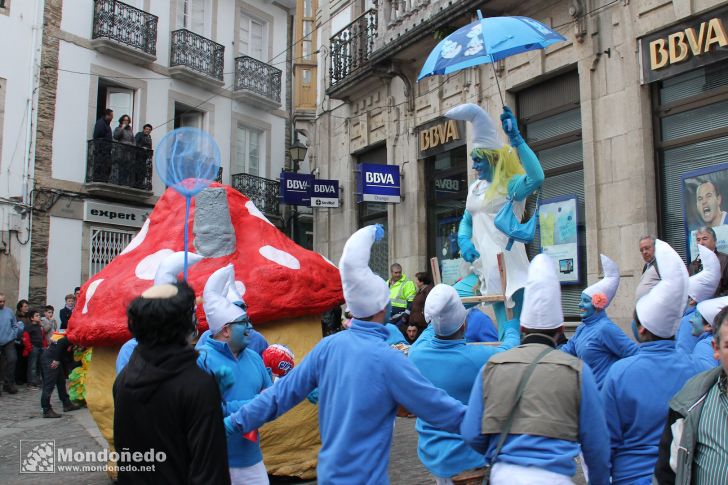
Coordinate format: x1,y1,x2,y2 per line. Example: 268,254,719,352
311,0,728,329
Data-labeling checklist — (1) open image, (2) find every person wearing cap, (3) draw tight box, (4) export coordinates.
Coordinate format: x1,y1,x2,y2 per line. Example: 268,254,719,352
461,254,610,485
677,245,722,354
196,265,272,484
408,284,520,483
446,104,544,340
601,240,712,485
560,254,638,389
689,296,726,368
224,225,466,484
113,280,230,485
654,305,728,484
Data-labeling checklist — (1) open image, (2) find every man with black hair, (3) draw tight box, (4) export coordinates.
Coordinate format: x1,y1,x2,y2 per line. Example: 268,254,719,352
41,332,80,417
113,281,230,484
602,240,711,484
654,305,728,484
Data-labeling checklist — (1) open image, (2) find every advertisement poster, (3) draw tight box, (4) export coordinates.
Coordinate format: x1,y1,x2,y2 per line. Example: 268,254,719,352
539,195,580,284
682,163,728,261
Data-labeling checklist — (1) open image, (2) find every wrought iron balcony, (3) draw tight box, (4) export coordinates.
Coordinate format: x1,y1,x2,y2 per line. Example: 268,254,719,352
329,9,378,88
233,56,282,110
231,173,280,217
86,139,153,197
169,29,225,88
91,0,158,64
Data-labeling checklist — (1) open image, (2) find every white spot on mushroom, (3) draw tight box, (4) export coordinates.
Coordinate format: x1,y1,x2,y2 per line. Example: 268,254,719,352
245,201,274,226
259,245,301,270
135,249,175,280
235,280,246,296
82,279,104,314
120,218,151,255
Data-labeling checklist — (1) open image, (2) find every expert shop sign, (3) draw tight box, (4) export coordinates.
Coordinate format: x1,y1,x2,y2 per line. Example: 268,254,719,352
84,201,149,228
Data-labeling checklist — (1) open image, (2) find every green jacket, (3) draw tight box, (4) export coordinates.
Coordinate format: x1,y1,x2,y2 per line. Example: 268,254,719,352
653,366,723,485
388,275,416,309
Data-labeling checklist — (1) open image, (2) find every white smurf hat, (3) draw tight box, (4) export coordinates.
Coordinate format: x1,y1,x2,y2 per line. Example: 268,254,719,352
688,244,721,303
520,254,563,330
583,254,620,307
424,284,467,337
339,225,390,319
445,103,502,150
696,295,728,328
153,251,203,285
203,264,248,335
636,239,689,338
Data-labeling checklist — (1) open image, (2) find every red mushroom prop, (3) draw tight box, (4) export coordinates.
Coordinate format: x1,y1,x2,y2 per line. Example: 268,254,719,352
69,183,343,479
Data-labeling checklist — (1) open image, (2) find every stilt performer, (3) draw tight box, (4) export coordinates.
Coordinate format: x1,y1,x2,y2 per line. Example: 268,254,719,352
445,104,544,337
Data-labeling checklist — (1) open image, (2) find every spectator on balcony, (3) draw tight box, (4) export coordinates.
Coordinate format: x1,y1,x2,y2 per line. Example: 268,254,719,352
93,109,114,141
135,124,153,150
113,115,135,145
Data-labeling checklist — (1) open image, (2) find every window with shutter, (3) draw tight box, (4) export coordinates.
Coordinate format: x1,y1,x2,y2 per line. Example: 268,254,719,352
240,12,267,61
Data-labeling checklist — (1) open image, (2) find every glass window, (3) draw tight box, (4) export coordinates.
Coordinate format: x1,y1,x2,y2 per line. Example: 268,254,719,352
303,0,313,17
235,125,264,176
302,20,313,59
240,12,267,60
302,69,312,85
177,0,210,36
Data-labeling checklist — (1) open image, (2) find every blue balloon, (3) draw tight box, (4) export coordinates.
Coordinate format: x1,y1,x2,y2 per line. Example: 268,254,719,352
154,128,221,197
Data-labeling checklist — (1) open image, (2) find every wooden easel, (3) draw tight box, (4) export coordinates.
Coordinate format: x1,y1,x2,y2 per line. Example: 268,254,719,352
430,252,513,321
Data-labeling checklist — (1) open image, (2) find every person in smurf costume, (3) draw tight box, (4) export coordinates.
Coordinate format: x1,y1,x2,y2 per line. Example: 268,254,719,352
446,103,544,339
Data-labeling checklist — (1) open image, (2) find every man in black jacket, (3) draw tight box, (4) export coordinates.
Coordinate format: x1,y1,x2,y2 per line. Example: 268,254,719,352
93,109,114,140
41,333,81,417
114,281,230,484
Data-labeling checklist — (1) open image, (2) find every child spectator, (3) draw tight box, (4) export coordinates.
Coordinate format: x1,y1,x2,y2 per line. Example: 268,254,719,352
41,305,57,340
59,294,75,330
22,309,45,388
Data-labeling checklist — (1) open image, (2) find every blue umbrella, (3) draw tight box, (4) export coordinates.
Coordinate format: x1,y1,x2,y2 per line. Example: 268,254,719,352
418,12,566,102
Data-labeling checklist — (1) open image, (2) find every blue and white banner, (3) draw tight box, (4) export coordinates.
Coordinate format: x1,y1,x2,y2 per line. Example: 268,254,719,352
358,164,401,203
311,179,339,208
280,172,313,206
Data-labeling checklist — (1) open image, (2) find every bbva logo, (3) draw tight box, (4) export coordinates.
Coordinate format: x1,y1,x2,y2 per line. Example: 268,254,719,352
314,184,336,193
365,172,396,185
286,179,309,190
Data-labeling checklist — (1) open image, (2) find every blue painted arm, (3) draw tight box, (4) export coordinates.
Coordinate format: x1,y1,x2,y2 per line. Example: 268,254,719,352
496,319,521,352
603,322,639,358
458,210,480,262
508,144,544,202
578,365,611,485
461,367,490,454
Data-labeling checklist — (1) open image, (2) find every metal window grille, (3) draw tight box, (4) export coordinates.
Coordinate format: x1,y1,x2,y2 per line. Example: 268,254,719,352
90,228,135,276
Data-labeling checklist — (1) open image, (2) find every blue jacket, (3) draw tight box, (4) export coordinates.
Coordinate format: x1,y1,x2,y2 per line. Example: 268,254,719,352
410,324,435,351
385,323,407,345
0,307,22,346
461,338,610,484
676,306,700,354
197,337,271,468
464,308,498,343
601,340,710,484
692,332,718,368
408,323,519,477
116,338,138,374
228,319,466,484
560,311,638,389
195,328,269,355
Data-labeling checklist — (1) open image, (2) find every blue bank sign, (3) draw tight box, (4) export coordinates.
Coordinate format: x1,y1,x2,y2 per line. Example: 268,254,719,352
358,164,401,203
280,172,313,206
311,179,339,208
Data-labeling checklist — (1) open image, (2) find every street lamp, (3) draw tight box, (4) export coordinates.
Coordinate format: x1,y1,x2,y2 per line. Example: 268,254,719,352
289,139,308,173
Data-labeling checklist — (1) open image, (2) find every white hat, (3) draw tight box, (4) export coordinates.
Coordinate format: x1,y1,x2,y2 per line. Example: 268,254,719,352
424,284,467,337
688,245,721,303
203,264,248,335
636,239,689,338
445,103,502,150
520,254,564,330
153,251,203,285
339,225,390,319
696,296,728,328
583,254,620,307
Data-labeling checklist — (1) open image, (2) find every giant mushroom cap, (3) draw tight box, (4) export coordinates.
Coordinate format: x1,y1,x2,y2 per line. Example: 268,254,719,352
68,184,343,346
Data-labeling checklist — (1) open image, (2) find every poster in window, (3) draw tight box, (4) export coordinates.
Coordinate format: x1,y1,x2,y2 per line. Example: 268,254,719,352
682,163,728,262
539,195,580,284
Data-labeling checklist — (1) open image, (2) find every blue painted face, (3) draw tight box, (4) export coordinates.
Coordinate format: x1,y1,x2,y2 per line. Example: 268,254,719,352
578,293,596,319
690,309,707,337
472,155,493,181
228,320,252,353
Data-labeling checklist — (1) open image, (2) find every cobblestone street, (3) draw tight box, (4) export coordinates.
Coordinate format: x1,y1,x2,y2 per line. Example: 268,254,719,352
0,386,586,484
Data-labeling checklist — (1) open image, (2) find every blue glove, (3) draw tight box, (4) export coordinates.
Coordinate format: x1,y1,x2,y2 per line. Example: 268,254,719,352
374,223,385,241
500,106,524,147
223,416,238,435
306,388,319,405
459,239,480,262
213,366,235,395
